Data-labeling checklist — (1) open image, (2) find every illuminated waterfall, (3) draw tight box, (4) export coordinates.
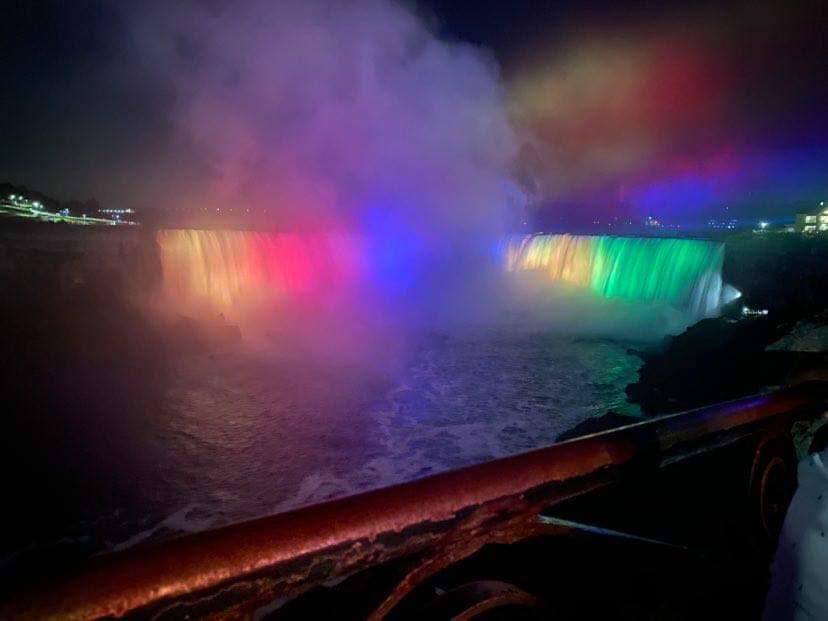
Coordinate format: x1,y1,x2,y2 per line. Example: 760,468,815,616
157,229,732,324
507,234,728,319
156,229,362,313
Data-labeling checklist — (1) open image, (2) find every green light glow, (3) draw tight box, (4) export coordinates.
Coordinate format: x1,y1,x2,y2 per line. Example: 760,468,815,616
508,234,725,318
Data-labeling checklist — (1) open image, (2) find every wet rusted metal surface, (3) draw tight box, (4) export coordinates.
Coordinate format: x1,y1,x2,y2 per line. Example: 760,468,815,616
4,382,827,620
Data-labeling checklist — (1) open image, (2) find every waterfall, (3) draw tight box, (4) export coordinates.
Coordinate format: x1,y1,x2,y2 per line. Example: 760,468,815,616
507,234,728,320
157,229,732,324
156,229,362,314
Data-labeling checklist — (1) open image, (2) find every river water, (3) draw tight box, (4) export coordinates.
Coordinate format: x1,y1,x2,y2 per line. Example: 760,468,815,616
3,329,640,572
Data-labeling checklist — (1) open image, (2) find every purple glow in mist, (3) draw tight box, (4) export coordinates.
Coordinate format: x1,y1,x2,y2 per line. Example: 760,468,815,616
126,0,521,233
126,0,526,327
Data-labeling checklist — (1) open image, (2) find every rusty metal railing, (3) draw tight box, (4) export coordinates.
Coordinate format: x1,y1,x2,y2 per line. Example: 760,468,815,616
5,382,827,620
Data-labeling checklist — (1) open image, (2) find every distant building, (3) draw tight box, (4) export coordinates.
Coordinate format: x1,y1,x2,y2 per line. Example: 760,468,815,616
795,202,828,233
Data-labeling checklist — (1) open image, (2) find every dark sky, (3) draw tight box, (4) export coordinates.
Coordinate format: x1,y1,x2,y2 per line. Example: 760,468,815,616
1,0,826,223
1,2,178,207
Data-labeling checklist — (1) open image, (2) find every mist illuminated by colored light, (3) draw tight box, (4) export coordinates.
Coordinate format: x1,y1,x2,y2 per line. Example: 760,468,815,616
508,3,828,224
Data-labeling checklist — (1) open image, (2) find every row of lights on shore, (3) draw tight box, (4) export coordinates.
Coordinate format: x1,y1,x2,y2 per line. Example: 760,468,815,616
5,193,140,224
8,193,87,218
8,194,42,208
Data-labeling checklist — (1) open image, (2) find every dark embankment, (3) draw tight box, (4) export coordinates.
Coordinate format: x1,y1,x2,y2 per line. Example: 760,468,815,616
627,234,828,415
0,227,171,581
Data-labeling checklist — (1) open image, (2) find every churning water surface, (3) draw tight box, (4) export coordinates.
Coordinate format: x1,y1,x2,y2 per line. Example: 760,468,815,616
3,329,640,569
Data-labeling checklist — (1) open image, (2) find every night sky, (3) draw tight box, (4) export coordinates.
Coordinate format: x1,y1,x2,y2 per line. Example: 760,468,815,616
1,0,827,226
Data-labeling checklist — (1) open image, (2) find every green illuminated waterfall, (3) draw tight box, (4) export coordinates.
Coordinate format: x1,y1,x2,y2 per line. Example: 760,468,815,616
507,234,731,320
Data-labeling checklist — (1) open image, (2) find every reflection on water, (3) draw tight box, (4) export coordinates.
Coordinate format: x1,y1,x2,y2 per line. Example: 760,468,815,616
2,329,639,571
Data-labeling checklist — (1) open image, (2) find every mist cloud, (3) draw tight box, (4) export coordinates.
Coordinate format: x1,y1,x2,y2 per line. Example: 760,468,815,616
125,0,520,236
122,0,529,331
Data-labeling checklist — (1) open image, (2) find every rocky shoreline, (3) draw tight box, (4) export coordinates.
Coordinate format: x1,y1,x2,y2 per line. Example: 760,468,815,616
628,234,828,416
